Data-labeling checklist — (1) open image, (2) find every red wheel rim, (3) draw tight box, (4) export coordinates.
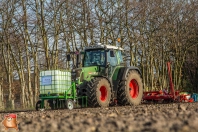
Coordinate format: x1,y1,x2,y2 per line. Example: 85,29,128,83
100,86,107,101
129,79,139,98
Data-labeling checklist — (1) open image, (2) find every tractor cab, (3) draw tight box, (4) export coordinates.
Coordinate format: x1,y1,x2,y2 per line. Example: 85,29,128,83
81,44,125,77
68,44,125,82
83,44,124,66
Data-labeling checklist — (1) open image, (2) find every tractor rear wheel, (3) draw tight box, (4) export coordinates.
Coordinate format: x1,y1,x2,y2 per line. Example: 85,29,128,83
117,70,143,105
87,78,111,107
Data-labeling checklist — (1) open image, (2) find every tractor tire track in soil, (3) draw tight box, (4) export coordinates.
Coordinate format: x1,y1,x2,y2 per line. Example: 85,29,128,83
1,102,198,132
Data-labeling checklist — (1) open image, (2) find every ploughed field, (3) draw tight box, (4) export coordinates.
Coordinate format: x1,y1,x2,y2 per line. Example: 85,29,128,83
1,102,198,132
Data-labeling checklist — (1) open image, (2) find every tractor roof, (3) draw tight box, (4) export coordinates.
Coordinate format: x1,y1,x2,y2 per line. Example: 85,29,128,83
85,43,124,50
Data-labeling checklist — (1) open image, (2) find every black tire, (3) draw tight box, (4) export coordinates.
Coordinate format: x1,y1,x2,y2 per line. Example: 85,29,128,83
65,99,74,110
87,78,111,107
48,99,57,110
77,82,88,107
36,100,41,111
117,70,143,105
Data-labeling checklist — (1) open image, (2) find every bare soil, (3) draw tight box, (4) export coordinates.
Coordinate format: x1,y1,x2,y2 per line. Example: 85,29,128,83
1,102,198,132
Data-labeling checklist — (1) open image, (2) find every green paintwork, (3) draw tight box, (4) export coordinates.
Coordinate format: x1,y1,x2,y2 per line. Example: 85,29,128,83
112,66,123,80
80,66,100,82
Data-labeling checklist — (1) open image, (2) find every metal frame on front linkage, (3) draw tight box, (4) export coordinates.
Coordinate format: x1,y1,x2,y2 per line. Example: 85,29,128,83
38,81,87,110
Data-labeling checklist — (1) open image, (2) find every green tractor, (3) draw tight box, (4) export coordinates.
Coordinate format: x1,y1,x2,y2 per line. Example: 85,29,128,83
70,43,143,107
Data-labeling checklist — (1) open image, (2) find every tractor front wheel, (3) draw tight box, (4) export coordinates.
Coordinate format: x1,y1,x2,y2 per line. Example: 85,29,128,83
117,70,143,105
87,78,111,107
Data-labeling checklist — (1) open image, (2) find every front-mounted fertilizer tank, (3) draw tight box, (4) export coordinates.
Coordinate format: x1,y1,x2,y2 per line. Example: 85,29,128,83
35,70,87,111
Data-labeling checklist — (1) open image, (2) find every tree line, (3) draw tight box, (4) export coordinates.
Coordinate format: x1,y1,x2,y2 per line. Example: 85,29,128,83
0,0,198,109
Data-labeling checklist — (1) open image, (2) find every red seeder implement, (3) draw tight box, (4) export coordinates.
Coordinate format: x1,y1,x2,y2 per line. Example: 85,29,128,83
142,62,194,103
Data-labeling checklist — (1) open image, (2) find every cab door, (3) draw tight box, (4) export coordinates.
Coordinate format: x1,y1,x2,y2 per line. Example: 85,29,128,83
106,50,118,77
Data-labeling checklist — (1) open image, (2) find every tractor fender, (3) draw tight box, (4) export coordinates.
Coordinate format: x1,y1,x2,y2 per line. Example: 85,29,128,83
121,66,142,80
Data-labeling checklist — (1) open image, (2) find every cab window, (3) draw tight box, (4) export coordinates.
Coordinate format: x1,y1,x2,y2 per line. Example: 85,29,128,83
107,50,118,66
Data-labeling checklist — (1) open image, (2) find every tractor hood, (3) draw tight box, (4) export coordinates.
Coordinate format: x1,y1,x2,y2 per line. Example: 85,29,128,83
75,66,101,83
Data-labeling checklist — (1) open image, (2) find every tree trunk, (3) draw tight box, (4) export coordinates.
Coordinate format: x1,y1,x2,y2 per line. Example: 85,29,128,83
0,78,4,110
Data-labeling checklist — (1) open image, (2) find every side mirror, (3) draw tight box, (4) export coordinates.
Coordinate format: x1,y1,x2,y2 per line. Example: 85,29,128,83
110,50,115,57
67,54,71,61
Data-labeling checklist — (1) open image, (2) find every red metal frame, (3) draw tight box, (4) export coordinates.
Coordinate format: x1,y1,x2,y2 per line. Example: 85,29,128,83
167,62,175,100
142,62,193,103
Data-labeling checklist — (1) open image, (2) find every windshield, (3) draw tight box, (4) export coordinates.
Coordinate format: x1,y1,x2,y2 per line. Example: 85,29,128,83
83,49,106,67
